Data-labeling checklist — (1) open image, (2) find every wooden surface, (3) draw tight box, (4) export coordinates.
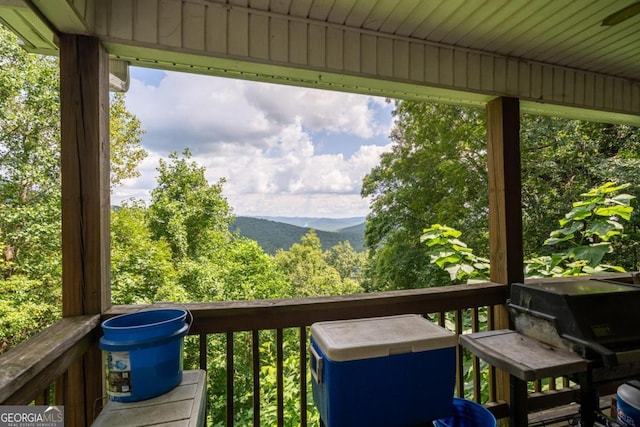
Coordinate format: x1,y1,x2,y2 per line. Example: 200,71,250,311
487,96,523,289
460,330,588,382
60,33,111,317
105,281,509,334
60,33,111,426
0,315,100,404
93,370,207,427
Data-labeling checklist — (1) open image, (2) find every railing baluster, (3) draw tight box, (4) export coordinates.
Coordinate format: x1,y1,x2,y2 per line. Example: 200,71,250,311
455,309,464,398
534,379,542,393
487,306,497,403
471,308,481,402
437,311,446,328
55,374,65,406
35,388,47,405
199,334,207,370
226,332,234,427
276,329,284,427
299,327,308,427
252,330,260,427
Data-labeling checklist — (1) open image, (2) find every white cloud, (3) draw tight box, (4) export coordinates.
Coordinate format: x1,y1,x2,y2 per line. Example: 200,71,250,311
114,70,393,217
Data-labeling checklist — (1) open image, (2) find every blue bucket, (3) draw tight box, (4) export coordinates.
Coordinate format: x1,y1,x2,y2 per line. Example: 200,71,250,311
434,398,497,427
100,309,190,402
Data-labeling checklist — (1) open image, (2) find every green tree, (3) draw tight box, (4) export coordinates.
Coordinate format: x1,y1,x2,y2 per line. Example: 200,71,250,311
422,182,634,282
361,102,487,290
0,25,61,281
110,92,147,189
519,116,640,262
0,25,147,351
149,149,232,261
363,100,640,291
111,200,186,304
323,240,365,281
274,230,362,297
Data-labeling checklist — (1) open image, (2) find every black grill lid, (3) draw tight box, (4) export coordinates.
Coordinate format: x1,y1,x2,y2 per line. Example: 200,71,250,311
508,279,640,365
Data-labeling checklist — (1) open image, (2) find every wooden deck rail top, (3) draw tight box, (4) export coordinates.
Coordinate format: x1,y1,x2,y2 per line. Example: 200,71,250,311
0,315,101,404
105,281,509,333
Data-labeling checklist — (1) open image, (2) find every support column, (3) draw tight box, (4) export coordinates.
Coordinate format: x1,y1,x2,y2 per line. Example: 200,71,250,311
486,96,524,426
60,33,111,425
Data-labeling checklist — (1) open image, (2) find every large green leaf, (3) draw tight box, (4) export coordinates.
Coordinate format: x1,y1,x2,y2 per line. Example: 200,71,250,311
564,205,594,221
594,205,633,221
569,243,611,267
611,193,635,204
544,234,573,245
549,222,583,238
585,219,622,241
434,252,462,268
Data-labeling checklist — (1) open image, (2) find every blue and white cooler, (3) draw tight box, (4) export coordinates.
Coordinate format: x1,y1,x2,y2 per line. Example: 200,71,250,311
310,314,457,427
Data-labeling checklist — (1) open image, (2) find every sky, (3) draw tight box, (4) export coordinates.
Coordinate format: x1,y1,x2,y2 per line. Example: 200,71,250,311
112,67,396,218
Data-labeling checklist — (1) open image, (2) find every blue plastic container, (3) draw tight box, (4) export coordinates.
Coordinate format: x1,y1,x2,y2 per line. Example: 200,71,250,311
100,309,189,402
617,380,640,426
434,398,497,427
310,315,457,427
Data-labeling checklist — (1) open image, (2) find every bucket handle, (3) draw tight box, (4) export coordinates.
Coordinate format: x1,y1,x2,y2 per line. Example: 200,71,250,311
309,345,323,384
183,308,193,334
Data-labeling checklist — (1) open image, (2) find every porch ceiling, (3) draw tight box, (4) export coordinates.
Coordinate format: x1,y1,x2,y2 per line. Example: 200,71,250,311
1,0,639,124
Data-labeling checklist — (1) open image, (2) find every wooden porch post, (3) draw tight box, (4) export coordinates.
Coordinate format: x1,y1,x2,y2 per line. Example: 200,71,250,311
486,97,524,426
60,34,111,425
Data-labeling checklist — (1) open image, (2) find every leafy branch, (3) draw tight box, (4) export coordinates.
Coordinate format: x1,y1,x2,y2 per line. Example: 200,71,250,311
422,182,634,282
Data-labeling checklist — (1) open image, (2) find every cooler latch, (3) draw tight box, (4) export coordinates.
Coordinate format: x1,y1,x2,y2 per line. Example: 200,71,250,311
309,345,323,384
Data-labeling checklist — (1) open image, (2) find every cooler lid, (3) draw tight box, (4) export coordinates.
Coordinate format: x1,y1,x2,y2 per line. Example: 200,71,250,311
310,314,456,362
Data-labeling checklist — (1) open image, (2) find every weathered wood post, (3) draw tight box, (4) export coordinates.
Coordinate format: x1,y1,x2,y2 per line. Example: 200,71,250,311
486,96,524,426
60,33,111,426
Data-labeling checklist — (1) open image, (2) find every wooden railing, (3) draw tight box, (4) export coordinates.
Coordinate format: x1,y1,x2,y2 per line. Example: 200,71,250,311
1,281,594,425
0,315,101,406
109,282,512,425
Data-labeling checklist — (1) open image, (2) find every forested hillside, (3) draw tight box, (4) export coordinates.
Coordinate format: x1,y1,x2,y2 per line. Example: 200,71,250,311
255,216,365,231
230,217,365,254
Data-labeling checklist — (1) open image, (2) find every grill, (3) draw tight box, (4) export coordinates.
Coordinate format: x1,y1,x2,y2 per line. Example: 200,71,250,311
508,278,640,426
509,279,640,367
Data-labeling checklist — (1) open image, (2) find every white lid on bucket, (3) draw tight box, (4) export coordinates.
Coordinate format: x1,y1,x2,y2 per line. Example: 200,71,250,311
311,314,456,362
618,380,640,410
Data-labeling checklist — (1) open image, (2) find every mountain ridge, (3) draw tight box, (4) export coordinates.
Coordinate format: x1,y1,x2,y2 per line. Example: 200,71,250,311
252,216,365,232
230,216,365,254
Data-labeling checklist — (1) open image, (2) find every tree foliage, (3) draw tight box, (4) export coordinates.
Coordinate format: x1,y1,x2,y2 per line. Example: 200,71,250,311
274,230,363,297
363,100,640,290
423,182,634,282
110,92,147,188
0,25,148,350
149,149,232,261
361,102,487,290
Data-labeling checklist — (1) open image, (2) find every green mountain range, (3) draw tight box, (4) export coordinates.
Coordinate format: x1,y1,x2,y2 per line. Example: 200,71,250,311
230,216,366,254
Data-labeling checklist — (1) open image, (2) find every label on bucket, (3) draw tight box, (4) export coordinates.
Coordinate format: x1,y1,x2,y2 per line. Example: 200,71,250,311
106,351,132,397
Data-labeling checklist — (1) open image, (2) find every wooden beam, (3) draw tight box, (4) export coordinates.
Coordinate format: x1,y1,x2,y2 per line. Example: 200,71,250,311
60,33,110,425
486,96,524,426
60,33,111,316
487,96,523,288
105,282,509,333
